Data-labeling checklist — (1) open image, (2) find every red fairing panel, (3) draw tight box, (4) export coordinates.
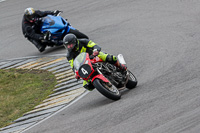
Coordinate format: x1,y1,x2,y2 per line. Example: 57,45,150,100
91,56,103,64
92,74,109,83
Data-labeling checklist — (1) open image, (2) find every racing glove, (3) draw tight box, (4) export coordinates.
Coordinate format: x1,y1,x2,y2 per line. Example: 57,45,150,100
92,49,99,57
53,10,62,16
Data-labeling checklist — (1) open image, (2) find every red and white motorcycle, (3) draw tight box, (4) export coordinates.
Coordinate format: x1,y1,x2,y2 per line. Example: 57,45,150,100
74,52,137,100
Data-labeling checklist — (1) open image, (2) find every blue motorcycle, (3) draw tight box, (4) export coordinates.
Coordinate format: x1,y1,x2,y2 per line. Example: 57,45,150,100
40,12,88,47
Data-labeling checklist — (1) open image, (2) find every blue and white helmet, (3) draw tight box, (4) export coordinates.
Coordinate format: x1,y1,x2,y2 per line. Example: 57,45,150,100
24,7,36,22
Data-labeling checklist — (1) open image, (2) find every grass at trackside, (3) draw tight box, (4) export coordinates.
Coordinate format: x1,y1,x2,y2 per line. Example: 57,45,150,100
0,68,57,128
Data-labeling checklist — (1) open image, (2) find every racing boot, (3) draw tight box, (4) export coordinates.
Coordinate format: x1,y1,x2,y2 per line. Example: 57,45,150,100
114,60,127,71
38,44,46,52
32,40,46,52
83,80,95,91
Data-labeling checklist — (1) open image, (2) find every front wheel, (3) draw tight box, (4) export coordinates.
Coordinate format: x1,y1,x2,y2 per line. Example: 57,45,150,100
126,70,138,89
93,79,121,100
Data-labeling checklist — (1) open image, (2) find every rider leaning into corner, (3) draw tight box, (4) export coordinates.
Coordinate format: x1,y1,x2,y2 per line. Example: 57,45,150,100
63,33,127,91
22,7,89,52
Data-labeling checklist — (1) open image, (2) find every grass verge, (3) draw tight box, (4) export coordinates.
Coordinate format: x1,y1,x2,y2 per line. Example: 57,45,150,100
0,68,57,128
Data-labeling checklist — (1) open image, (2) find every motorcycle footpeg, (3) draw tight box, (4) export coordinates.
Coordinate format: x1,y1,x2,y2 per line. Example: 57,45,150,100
118,87,126,91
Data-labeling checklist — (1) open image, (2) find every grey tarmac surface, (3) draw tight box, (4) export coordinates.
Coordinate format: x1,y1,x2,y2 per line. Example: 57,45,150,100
1,0,200,133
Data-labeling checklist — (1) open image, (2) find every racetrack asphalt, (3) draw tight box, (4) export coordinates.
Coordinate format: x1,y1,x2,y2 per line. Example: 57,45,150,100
1,0,200,133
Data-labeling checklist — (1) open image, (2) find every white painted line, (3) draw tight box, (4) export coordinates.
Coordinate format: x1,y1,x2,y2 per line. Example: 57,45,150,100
20,91,89,133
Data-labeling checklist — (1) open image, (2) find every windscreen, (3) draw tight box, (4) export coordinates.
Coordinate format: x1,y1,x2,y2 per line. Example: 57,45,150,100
73,52,87,71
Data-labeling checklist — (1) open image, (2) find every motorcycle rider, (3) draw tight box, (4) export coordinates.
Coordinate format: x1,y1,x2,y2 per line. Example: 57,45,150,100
63,33,127,91
22,7,89,52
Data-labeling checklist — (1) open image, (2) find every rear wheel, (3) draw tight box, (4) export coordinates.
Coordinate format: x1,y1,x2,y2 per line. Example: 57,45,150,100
93,79,121,100
126,70,137,89
69,29,89,39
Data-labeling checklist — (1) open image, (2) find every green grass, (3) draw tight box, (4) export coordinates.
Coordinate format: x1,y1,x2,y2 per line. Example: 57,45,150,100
0,68,57,128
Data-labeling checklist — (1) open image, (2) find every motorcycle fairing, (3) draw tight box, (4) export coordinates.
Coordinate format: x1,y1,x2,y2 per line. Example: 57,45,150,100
74,52,95,80
78,64,92,79
41,15,75,40
91,74,109,83
91,56,103,64
74,52,109,82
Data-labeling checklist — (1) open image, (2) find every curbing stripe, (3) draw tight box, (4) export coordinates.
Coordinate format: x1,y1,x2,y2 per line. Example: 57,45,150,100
0,62,7,66
33,58,66,69
52,67,71,74
0,55,87,133
43,88,84,103
57,75,75,83
0,122,37,133
49,85,83,97
0,60,25,69
48,64,69,72
56,72,74,80
55,78,78,87
20,91,89,133
6,59,36,69
40,59,67,70
54,82,81,92
55,69,73,77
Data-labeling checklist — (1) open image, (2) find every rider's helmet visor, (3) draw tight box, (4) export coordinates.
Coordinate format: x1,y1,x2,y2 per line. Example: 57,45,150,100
65,43,76,51
67,44,75,49
26,14,35,22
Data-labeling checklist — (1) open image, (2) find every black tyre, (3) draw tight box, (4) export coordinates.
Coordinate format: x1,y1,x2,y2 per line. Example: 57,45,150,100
69,29,89,39
126,70,138,89
93,79,121,100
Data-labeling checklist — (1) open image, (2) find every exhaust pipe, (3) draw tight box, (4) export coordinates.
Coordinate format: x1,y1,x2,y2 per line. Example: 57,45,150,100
117,54,126,65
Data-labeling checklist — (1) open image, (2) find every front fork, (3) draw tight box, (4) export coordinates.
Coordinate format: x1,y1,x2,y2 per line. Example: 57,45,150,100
91,68,110,83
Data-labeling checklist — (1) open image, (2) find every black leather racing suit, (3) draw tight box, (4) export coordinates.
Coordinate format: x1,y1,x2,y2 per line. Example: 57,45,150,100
22,10,89,51
22,10,54,50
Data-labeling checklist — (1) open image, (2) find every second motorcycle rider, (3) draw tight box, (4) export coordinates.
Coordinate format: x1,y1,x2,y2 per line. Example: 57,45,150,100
22,7,88,52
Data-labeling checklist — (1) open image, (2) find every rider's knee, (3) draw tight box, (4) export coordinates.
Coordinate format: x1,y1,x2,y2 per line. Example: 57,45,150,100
83,80,94,91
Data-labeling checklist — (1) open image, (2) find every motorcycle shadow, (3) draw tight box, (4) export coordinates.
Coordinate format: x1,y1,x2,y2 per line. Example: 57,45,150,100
88,90,117,104
90,87,137,104
74,86,140,114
